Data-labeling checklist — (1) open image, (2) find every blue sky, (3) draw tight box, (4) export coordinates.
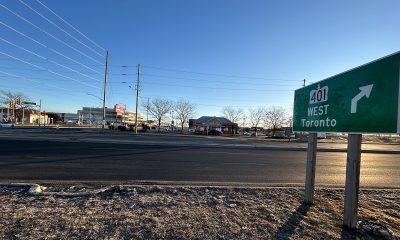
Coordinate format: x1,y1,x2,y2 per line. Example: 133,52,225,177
1,0,399,118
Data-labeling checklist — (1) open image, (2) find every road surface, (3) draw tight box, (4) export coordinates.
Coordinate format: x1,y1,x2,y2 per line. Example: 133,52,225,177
0,128,399,187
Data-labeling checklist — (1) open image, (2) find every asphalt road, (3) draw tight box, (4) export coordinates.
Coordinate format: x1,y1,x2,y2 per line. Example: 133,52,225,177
0,128,399,187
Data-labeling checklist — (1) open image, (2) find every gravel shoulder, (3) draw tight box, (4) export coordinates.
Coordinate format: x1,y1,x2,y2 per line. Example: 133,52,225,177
0,185,399,240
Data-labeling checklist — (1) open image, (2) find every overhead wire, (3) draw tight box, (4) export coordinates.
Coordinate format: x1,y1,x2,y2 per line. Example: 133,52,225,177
138,73,300,86
137,96,286,109
36,0,106,52
140,81,295,92
0,71,94,100
0,37,101,82
18,0,104,58
0,50,101,89
140,64,301,82
0,21,102,74
0,3,103,65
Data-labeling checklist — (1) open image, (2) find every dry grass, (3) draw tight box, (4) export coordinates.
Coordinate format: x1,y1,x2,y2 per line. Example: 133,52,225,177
0,185,398,239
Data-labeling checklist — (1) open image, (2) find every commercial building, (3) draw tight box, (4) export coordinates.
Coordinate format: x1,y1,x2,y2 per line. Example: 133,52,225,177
77,104,144,125
189,116,237,134
0,107,49,124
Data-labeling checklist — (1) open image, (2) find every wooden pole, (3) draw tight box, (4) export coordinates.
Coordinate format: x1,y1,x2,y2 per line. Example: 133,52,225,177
343,134,362,228
304,132,317,204
102,50,109,129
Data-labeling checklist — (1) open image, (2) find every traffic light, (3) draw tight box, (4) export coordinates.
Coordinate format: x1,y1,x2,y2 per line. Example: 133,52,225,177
16,98,22,105
9,100,14,109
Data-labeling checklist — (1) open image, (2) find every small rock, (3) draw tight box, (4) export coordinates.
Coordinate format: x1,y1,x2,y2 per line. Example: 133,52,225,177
378,229,392,239
229,203,237,208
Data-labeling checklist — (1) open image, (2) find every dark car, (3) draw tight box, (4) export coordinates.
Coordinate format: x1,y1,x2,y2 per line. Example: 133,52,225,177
208,130,222,135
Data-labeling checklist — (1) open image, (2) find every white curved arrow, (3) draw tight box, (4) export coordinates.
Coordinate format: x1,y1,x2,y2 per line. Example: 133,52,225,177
351,84,373,113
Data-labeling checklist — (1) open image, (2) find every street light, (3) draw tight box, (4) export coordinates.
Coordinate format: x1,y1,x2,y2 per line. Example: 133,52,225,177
87,93,106,127
86,93,103,101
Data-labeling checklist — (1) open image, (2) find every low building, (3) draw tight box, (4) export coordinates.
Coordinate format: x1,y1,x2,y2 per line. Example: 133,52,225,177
0,108,49,124
77,105,144,125
189,116,237,134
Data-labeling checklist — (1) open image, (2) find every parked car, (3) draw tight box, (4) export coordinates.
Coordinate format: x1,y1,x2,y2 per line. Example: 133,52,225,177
208,129,222,135
0,122,15,128
165,127,179,132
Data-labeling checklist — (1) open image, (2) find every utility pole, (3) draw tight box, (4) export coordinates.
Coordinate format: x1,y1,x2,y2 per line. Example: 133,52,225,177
39,99,41,126
102,50,109,129
303,79,306,87
146,97,149,122
22,106,25,125
7,101,10,121
134,64,140,134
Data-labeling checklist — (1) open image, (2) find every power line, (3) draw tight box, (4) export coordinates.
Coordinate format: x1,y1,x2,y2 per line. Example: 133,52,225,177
0,73,95,84
0,50,100,89
0,65,101,78
0,3,103,65
138,73,300,86
36,0,106,52
0,21,102,74
138,96,290,109
140,64,301,82
0,71,96,100
131,92,289,104
140,81,295,92
0,70,71,93
0,37,101,83
18,0,104,59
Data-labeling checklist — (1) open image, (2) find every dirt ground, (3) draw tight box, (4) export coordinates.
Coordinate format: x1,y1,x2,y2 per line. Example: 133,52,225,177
0,185,398,240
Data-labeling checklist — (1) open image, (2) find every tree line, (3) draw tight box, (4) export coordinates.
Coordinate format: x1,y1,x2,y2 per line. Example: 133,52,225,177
222,106,291,136
142,98,196,132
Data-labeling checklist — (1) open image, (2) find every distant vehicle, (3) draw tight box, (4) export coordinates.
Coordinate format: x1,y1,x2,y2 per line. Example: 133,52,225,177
0,122,15,128
188,128,195,133
317,132,327,139
165,127,179,132
208,129,222,136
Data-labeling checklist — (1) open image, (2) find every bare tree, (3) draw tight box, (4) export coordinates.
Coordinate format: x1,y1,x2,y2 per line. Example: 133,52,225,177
0,90,28,104
175,99,196,132
248,107,265,136
264,106,287,136
222,106,243,134
142,98,173,132
0,90,31,121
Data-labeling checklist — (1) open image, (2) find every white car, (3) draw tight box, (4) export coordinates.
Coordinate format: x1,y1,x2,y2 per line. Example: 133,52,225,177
0,122,15,128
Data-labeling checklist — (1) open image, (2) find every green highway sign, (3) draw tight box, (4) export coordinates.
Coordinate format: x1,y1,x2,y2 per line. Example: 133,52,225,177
293,52,400,133
24,102,37,105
